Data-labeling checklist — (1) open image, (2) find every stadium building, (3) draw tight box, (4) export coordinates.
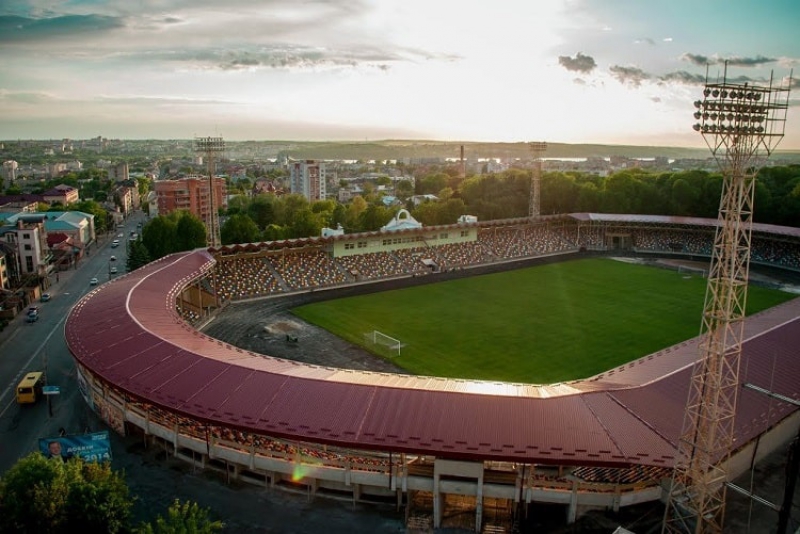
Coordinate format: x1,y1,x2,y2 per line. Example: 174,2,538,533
65,213,800,532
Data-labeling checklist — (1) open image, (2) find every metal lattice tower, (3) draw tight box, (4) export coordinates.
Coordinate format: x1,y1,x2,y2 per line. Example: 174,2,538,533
663,66,791,534
194,136,225,248
529,141,547,218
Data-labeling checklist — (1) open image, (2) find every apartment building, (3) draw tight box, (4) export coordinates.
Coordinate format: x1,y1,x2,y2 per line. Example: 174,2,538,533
153,176,227,230
289,160,326,202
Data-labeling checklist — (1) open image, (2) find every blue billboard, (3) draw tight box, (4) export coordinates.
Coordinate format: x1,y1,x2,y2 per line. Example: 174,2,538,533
38,431,111,462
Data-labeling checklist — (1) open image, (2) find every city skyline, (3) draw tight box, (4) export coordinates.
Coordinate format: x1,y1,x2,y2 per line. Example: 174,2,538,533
1,0,798,149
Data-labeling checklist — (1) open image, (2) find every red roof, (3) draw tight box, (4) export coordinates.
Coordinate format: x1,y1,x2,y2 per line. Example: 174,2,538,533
65,250,800,467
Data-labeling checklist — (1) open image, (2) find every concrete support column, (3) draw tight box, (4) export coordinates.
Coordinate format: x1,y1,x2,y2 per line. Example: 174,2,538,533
475,476,484,533
567,479,579,524
433,472,442,529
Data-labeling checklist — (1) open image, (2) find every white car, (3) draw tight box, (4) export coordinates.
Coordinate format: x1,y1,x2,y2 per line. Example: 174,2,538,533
90,277,99,286
110,266,118,274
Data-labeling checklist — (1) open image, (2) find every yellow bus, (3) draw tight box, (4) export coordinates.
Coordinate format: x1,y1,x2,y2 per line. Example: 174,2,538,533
16,371,45,404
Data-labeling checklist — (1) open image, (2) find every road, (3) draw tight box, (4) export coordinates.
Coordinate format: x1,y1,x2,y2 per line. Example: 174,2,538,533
0,212,144,474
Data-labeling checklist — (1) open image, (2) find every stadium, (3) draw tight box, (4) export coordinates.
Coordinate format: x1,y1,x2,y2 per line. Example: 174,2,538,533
65,213,800,532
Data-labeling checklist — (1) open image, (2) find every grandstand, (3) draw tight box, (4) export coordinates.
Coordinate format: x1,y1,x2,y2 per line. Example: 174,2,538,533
65,213,800,533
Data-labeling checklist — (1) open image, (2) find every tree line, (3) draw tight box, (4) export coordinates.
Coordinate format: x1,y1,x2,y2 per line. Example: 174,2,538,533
214,165,800,248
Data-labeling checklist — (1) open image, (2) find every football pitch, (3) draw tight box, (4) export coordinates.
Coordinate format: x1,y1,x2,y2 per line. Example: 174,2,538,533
291,258,795,384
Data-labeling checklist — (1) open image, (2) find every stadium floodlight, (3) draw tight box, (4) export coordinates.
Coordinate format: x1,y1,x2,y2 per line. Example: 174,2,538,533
664,63,792,534
194,136,225,248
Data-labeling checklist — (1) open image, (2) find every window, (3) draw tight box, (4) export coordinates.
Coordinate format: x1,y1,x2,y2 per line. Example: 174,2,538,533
23,232,31,240
344,243,354,250
357,242,367,248
25,257,34,272
24,244,32,251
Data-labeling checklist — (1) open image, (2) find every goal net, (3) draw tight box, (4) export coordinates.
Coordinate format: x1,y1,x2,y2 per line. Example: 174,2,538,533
677,265,707,278
365,330,403,357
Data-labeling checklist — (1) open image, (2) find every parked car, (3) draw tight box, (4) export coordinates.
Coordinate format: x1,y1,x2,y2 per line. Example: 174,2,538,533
110,266,118,274
40,293,51,302
90,277,99,286
26,313,39,323
110,255,117,261
111,240,120,248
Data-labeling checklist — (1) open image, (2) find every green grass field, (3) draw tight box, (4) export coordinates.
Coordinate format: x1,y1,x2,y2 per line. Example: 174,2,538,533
291,258,796,384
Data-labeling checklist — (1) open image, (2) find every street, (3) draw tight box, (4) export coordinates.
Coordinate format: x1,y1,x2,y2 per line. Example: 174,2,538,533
0,210,146,474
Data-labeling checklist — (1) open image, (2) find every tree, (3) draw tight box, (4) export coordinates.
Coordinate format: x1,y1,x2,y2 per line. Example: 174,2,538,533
142,216,178,259
289,208,322,238
395,179,414,198
175,212,207,250
136,499,223,534
0,453,133,534
220,214,261,245
127,238,152,272
247,195,276,229
70,200,110,234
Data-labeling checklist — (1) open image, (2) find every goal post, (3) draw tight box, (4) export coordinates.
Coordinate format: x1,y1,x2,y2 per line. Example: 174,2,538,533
677,264,707,278
366,330,403,357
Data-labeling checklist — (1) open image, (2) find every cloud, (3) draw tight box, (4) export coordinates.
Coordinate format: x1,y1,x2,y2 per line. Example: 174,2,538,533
121,44,425,72
725,55,776,67
662,37,673,43
609,65,650,87
558,52,596,73
659,71,706,85
681,53,711,67
680,52,777,67
634,38,655,46
0,14,124,43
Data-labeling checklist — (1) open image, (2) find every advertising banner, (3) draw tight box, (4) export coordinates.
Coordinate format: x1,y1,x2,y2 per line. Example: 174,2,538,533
38,431,111,462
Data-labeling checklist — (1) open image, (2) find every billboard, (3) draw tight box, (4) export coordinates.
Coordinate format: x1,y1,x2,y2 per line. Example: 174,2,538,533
38,431,111,463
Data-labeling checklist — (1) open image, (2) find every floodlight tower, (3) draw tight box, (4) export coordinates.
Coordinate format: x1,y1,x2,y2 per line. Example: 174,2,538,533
528,141,547,218
663,66,791,534
194,136,225,248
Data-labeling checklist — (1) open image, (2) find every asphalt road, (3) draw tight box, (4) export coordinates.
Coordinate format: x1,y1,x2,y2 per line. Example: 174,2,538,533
0,214,144,475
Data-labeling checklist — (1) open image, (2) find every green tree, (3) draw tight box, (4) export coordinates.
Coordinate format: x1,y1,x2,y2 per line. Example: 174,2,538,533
289,208,322,238
127,238,152,272
70,200,110,234
136,499,224,534
418,173,447,195
395,179,414,198
221,214,261,245
247,195,277,229
175,212,207,250
0,453,132,534
142,216,178,259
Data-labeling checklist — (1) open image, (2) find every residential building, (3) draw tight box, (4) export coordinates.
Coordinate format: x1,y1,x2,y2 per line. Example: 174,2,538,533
3,160,18,182
42,184,80,206
0,217,50,278
289,160,326,202
108,162,129,182
153,176,227,232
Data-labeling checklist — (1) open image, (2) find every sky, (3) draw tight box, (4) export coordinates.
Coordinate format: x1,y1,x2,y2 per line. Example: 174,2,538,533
1,0,798,149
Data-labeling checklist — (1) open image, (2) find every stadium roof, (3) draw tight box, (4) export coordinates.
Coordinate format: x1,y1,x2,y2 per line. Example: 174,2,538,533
66,249,800,468
569,213,800,238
